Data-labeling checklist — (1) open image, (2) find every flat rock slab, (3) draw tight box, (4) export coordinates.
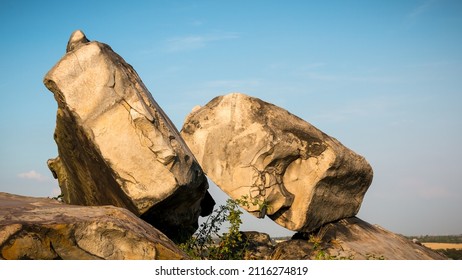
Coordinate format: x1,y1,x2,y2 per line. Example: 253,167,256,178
271,217,446,260
181,93,373,232
0,192,188,260
44,30,214,241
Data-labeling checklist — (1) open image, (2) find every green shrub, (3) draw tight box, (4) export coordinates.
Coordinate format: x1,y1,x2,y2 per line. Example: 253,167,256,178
180,195,271,259
180,197,248,259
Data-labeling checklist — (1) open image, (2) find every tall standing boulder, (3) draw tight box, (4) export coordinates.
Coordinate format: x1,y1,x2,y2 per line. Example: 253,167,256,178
44,30,214,241
181,93,373,233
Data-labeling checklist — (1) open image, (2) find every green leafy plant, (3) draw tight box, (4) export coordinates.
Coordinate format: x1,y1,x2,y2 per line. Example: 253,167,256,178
180,197,248,260
308,234,331,260
238,194,271,218
308,234,354,260
179,194,289,259
179,195,274,259
209,198,247,260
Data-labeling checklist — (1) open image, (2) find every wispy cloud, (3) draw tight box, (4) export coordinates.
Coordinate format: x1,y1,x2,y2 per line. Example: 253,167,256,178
405,0,439,27
17,170,49,182
164,33,239,52
408,0,437,19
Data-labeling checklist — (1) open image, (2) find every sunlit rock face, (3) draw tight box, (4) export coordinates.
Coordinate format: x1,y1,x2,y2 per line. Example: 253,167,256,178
44,30,214,242
0,192,188,260
270,217,447,260
181,93,373,232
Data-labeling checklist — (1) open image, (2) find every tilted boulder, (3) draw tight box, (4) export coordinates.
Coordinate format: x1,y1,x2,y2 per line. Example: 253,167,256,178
271,217,446,260
181,93,373,232
44,30,214,241
0,192,188,260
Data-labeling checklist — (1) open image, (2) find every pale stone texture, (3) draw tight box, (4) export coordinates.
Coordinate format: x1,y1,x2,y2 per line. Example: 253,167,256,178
44,30,214,241
270,217,446,260
0,192,188,260
181,93,373,232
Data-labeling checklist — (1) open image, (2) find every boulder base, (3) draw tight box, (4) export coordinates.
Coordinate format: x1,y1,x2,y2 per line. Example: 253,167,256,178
271,217,446,260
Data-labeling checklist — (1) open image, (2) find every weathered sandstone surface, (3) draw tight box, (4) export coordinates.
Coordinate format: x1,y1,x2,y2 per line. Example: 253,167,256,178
0,192,188,260
271,217,446,260
44,30,214,241
181,93,373,232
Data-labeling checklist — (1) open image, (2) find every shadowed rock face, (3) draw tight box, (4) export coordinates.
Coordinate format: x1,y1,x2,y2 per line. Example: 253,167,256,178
271,217,446,260
241,231,275,260
44,30,214,242
181,93,373,232
0,192,188,260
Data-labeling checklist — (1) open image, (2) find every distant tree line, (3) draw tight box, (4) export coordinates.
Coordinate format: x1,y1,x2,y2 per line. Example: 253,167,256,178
406,234,462,243
405,235,462,259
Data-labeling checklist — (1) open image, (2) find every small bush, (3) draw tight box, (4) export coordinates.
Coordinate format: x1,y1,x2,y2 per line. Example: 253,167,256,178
180,197,247,259
180,195,270,260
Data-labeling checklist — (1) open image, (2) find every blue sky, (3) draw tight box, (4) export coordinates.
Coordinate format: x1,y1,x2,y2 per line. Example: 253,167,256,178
1,0,461,237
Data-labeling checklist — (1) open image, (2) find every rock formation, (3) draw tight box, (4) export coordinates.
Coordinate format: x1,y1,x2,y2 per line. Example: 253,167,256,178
44,30,214,241
1,191,444,260
1,30,438,260
181,93,373,232
0,192,188,260
241,231,275,260
270,217,446,260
